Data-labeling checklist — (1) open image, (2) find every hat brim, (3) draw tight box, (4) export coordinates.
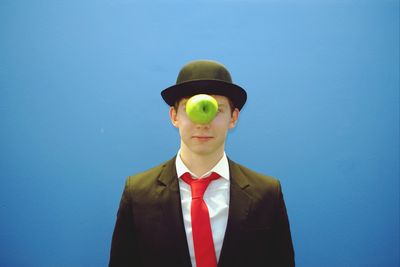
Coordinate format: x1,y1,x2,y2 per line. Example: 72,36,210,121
161,80,247,110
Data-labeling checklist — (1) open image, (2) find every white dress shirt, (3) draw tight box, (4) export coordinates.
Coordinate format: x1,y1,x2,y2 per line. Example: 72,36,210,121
175,151,230,267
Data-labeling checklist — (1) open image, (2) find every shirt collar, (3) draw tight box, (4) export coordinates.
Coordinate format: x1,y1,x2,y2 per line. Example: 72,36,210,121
175,150,230,181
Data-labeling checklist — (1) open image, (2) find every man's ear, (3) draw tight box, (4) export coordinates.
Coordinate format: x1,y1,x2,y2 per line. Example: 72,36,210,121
229,108,240,129
169,106,179,128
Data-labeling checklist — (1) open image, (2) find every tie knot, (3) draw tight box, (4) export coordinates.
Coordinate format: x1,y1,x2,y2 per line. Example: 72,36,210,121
181,172,220,199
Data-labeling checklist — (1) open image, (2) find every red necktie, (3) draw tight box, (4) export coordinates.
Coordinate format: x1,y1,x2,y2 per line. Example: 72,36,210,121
181,172,220,267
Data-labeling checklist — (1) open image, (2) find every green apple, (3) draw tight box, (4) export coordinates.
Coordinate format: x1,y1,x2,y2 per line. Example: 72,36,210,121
185,94,219,124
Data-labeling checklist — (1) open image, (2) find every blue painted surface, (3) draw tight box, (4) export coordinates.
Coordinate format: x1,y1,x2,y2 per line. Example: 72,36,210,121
1,0,398,266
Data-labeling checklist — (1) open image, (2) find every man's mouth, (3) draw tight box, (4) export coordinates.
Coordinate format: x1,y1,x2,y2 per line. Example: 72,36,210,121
192,136,213,141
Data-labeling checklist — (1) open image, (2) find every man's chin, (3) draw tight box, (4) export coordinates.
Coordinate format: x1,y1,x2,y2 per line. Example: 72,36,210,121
189,146,223,157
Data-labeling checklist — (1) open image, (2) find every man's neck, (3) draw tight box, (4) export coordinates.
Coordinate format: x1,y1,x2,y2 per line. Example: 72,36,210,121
179,146,224,177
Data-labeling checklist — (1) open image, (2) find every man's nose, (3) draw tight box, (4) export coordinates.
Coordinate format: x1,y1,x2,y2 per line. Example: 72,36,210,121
195,122,211,129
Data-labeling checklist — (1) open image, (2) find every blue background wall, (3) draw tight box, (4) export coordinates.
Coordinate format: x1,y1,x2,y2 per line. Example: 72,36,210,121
1,0,399,266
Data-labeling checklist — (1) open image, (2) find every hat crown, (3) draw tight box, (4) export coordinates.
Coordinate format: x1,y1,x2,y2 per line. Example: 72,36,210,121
161,59,247,110
176,60,233,84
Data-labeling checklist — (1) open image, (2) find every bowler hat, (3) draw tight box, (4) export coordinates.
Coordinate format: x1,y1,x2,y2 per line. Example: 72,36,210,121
161,60,247,110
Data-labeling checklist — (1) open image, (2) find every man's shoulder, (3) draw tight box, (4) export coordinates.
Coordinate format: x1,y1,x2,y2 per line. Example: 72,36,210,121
124,157,176,190
229,159,281,190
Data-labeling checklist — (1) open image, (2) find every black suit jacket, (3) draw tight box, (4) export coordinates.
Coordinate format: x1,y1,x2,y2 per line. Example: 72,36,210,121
109,157,295,267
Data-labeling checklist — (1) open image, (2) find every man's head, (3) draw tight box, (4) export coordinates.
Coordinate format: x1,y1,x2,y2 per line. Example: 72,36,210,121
170,95,239,156
161,60,246,157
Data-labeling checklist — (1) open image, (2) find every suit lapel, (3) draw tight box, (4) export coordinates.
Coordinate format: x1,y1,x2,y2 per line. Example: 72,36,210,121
219,159,253,266
157,157,192,267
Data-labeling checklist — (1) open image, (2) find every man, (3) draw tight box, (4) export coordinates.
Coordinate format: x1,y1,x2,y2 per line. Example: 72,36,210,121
109,60,295,267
